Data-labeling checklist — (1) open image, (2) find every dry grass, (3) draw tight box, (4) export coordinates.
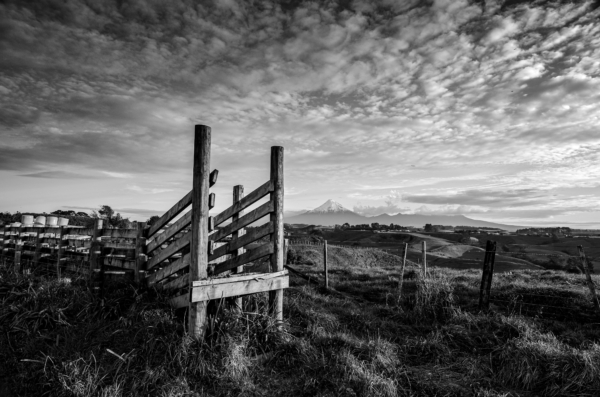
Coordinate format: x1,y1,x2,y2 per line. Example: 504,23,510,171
1,247,600,396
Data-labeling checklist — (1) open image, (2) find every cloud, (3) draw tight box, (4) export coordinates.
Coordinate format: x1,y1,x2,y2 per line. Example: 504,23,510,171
20,170,92,179
1,0,600,226
127,185,174,195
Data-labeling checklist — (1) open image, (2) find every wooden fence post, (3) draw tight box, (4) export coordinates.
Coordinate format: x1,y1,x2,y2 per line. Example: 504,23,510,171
577,246,600,315
232,185,245,310
135,222,147,284
399,243,408,297
189,125,211,338
269,146,284,326
34,229,42,268
478,240,496,311
14,226,22,272
421,240,427,277
90,218,102,294
56,226,65,278
324,240,328,289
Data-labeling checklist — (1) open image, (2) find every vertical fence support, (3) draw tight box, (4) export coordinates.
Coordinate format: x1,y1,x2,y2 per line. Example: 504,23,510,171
577,246,600,315
135,222,147,285
324,240,328,289
269,146,284,327
478,240,496,311
15,226,22,272
189,125,211,338
56,226,65,278
232,185,245,310
399,243,408,297
90,218,102,294
421,240,427,277
34,229,42,268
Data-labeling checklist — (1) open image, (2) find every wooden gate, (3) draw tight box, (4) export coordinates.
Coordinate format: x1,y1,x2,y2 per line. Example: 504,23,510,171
143,125,288,337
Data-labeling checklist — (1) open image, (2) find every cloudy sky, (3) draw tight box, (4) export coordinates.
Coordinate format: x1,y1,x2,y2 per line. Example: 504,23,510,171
1,0,600,227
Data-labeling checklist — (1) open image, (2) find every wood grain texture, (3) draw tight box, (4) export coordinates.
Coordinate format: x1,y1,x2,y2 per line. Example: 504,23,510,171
193,270,287,286
192,271,288,302
147,253,190,286
148,191,193,239
210,201,274,243
162,273,189,290
209,221,273,263
213,180,272,227
189,125,210,337
213,242,274,276
269,146,284,324
146,233,191,270
146,211,191,254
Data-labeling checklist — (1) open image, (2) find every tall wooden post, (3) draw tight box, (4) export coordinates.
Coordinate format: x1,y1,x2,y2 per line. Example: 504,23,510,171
90,219,102,293
232,185,245,310
577,246,600,315
478,240,496,311
56,226,65,278
34,229,42,268
189,125,211,338
269,146,284,326
135,222,147,284
14,226,22,271
421,240,427,277
324,240,328,289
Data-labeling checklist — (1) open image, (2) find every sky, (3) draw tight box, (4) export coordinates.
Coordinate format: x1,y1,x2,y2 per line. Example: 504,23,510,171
1,0,600,228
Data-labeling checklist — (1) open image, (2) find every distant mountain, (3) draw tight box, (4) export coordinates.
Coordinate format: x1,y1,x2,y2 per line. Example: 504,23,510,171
285,200,524,232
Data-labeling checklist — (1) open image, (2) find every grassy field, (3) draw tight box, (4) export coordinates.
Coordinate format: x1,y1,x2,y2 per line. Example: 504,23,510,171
322,230,600,273
1,245,600,396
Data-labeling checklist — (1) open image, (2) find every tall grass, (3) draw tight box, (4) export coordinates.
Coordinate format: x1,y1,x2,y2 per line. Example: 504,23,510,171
2,257,600,396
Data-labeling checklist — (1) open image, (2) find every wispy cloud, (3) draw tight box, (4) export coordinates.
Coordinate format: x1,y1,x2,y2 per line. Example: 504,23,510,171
1,0,600,225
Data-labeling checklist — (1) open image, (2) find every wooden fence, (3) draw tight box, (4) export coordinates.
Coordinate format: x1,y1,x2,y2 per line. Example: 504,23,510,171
0,124,289,338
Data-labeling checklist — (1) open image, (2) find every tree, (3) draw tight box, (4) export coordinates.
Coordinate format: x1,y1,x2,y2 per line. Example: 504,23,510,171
424,224,433,232
371,222,380,230
98,205,115,220
146,215,160,227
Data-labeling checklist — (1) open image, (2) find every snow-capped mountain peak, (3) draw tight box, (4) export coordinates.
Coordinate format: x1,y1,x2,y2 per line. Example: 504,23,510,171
306,199,353,214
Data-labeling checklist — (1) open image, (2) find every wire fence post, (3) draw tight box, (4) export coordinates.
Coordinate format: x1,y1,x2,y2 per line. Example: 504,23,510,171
324,240,328,289
577,246,600,315
398,243,408,298
479,240,496,311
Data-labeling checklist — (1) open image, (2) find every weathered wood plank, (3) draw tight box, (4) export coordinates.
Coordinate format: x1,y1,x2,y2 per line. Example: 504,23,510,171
147,253,190,286
209,222,273,262
210,201,274,243
213,242,274,275
191,271,288,302
169,293,189,309
213,180,272,227
59,228,139,238
194,270,287,286
162,273,189,290
147,191,193,239
146,211,192,254
146,233,191,270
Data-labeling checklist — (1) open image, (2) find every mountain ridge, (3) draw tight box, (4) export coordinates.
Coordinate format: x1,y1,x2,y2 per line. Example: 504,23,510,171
286,200,525,231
